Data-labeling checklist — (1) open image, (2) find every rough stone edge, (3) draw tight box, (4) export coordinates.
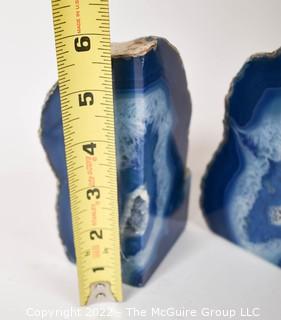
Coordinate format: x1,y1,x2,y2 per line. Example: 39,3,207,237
111,36,158,58
200,47,281,221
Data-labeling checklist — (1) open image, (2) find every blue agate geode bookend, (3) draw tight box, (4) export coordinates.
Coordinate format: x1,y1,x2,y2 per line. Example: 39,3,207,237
40,37,192,286
201,48,281,267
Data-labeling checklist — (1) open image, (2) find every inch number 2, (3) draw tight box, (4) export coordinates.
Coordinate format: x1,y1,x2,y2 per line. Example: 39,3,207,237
74,36,91,52
90,229,103,240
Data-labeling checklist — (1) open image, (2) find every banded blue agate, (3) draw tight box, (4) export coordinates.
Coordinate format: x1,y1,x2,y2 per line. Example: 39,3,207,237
201,48,281,267
41,37,192,286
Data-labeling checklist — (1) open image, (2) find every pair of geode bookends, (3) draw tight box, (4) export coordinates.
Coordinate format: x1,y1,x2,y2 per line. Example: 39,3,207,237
41,36,281,288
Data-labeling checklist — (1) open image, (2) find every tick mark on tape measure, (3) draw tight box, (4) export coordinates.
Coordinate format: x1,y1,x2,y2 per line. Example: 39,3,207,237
56,33,104,41
60,79,70,85
62,64,75,69
64,117,80,124
57,44,66,49
68,165,84,173
92,61,108,65
72,140,106,147
61,89,107,98
89,3,108,6
92,268,105,274
53,5,71,11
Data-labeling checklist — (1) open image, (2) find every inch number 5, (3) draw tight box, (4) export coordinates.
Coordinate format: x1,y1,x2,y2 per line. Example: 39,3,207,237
74,36,91,52
79,92,94,107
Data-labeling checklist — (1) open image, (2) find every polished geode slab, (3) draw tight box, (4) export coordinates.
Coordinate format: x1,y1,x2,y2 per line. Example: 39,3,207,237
41,37,192,286
201,48,281,267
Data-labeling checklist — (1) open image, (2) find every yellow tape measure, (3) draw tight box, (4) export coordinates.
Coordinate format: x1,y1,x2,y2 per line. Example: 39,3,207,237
51,0,122,305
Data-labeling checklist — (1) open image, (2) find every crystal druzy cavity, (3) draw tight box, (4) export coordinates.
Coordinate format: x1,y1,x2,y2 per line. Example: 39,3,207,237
201,48,281,267
41,37,192,286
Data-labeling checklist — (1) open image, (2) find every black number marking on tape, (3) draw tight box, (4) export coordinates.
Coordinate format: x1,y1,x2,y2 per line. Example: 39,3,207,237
74,36,91,52
87,188,100,200
79,92,94,106
90,229,103,240
83,142,97,156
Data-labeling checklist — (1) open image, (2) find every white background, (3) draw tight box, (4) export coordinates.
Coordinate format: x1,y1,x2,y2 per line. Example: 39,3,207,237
0,0,281,319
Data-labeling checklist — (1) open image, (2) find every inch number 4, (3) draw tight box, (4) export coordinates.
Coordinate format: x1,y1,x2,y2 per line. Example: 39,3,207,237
83,143,96,156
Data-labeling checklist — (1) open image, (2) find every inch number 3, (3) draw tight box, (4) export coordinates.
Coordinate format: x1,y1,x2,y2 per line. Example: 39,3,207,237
87,188,100,200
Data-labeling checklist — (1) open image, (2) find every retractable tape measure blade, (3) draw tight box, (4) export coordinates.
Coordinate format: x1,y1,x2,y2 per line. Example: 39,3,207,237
51,0,123,305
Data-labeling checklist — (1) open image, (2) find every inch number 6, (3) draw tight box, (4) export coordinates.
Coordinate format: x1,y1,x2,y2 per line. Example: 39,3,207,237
74,36,91,52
